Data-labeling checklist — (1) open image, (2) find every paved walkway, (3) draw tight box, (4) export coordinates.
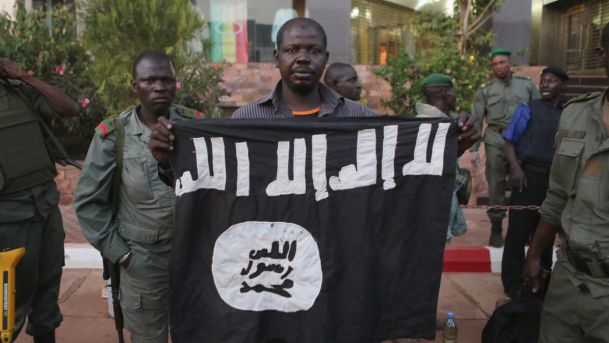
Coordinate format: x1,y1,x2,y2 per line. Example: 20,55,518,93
14,270,503,343
10,204,510,342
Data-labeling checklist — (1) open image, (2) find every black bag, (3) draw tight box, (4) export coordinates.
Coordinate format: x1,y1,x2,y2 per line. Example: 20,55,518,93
481,286,542,343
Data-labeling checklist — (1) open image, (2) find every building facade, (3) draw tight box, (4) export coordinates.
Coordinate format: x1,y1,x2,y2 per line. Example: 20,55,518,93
192,0,426,65
532,0,609,74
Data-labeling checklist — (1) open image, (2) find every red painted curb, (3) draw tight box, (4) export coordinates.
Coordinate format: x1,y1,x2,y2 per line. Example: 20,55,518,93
443,247,491,273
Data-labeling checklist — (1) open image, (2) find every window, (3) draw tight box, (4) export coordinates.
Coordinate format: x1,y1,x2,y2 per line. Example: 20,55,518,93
557,0,609,72
194,0,305,63
351,0,414,65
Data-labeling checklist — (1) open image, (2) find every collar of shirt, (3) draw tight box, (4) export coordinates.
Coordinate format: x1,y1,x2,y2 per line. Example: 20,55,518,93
415,102,450,119
124,104,180,142
493,75,513,87
257,81,345,117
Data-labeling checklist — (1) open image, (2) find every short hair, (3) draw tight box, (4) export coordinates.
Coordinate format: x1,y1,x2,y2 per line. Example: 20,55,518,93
602,22,609,50
324,62,356,85
132,50,172,78
276,17,327,50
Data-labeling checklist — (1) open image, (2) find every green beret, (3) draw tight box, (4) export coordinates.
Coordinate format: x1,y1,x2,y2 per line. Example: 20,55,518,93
490,48,512,58
421,73,454,88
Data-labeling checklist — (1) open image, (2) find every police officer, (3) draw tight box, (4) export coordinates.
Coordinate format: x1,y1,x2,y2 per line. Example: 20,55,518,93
415,73,468,242
0,58,80,342
74,51,200,343
522,22,609,342
500,66,568,295
470,48,540,247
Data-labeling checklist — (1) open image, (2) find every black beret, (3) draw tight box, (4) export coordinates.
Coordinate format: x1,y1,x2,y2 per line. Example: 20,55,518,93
541,66,569,81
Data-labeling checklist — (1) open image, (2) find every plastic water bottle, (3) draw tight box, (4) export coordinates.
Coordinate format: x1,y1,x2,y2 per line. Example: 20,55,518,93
442,311,458,343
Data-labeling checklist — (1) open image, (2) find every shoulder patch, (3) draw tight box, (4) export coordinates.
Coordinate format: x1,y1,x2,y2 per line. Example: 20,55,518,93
565,91,603,107
95,117,121,138
174,104,204,119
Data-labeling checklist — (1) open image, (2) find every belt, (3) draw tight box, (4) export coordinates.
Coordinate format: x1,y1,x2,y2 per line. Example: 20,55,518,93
486,125,506,135
565,249,609,278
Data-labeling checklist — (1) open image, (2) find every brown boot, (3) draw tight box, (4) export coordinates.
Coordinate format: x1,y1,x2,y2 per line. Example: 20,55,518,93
488,219,503,248
34,331,55,343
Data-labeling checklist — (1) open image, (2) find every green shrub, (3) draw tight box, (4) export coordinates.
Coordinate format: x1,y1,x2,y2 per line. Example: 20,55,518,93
1,0,227,155
0,2,104,156
373,10,492,116
80,0,227,117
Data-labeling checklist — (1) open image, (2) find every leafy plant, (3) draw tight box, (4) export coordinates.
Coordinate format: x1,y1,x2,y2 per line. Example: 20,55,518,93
1,0,227,155
0,1,104,156
373,4,498,116
80,0,227,117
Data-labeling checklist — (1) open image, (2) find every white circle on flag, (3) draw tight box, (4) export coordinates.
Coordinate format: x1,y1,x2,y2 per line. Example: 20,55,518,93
212,221,322,312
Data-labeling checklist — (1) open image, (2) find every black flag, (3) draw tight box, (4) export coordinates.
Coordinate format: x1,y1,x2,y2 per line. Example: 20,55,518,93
169,117,457,343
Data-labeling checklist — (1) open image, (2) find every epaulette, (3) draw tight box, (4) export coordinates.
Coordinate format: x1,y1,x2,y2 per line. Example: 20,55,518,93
480,83,488,89
514,75,531,80
174,104,205,119
564,91,602,107
95,117,120,138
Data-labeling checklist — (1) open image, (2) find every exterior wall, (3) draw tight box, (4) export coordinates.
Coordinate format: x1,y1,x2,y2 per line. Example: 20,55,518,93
535,3,563,68
493,0,533,65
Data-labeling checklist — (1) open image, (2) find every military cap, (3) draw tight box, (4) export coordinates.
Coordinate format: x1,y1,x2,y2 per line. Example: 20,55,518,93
489,48,512,58
541,66,569,81
421,73,454,88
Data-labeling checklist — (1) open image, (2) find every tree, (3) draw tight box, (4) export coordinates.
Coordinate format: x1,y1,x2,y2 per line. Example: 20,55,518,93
80,0,227,116
457,0,501,55
373,2,501,115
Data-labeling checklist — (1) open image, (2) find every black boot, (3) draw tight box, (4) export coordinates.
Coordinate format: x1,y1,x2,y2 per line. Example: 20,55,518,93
488,219,503,248
33,331,55,343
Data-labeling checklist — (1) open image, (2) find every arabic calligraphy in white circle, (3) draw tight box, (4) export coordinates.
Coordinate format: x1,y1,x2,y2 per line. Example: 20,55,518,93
212,221,323,312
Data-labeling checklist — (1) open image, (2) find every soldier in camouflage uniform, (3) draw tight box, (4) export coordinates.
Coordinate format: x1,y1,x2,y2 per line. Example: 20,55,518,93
470,48,540,247
0,58,80,343
523,22,609,342
74,51,201,343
